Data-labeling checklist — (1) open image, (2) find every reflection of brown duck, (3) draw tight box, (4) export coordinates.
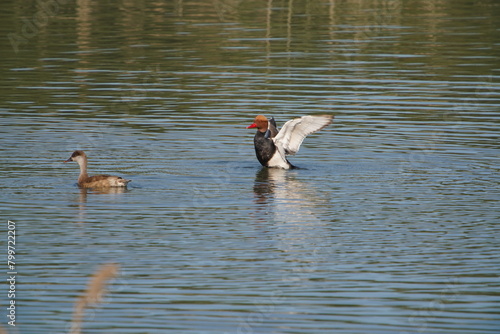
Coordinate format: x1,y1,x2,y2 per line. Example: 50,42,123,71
65,150,131,188
247,115,333,169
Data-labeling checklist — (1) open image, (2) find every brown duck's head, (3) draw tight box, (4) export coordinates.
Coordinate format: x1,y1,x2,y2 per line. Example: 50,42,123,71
64,150,86,163
246,115,268,133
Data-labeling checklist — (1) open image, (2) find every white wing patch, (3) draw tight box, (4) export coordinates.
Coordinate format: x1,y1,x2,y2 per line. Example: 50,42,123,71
273,115,333,156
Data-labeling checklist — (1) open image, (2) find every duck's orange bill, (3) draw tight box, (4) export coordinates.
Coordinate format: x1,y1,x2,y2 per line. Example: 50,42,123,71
246,123,257,129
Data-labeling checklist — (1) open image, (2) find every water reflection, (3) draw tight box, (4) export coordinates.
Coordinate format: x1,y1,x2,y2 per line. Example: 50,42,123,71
74,187,129,224
77,186,129,199
253,167,326,213
253,167,331,255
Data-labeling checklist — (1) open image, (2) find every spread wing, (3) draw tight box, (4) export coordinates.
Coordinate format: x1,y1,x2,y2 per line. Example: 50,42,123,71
273,115,333,155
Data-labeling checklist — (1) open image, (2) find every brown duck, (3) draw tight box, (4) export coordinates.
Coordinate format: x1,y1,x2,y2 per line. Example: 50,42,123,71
64,150,131,188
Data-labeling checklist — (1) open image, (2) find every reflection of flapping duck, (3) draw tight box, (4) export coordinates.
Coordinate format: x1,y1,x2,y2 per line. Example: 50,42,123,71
253,168,330,252
253,168,325,222
253,168,332,283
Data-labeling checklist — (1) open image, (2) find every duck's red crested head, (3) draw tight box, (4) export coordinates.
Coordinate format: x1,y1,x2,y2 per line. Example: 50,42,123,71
246,115,269,132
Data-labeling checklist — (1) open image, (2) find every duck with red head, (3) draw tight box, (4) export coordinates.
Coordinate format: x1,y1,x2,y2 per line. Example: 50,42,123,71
64,150,131,188
247,114,333,169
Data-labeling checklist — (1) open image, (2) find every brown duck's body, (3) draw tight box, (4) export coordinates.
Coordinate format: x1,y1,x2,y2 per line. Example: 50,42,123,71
77,173,130,188
65,150,131,188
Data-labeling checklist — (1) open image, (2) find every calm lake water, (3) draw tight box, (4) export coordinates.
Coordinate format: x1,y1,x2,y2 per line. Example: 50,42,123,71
1,0,499,333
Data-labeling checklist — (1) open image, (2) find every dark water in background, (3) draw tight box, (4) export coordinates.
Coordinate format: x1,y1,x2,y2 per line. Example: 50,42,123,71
0,0,499,333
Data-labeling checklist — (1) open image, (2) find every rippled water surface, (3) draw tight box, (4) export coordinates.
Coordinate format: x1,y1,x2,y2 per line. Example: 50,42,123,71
1,0,499,333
